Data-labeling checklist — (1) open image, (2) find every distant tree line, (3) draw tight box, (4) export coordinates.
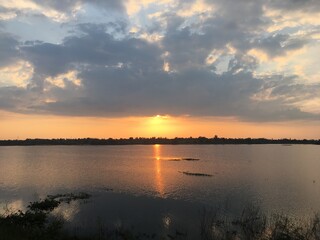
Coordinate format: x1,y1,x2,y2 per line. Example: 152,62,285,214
0,136,319,146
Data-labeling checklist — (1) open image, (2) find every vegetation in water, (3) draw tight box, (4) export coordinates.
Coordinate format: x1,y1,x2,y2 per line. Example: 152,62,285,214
2,194,320,240
166,158,200,161
179,171,213,177
199,205,320,240
0,193,90,240
181,158,200,161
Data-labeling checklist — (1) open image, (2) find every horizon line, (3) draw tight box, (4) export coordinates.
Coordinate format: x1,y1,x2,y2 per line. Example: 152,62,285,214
0,135,320,142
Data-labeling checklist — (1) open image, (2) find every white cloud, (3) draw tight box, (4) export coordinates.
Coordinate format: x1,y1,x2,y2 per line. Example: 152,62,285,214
45,71,82,89
294,98,320,114
125,0,175,16
0,10,16,20
177,0,215,17
0,0,71,22
264,6,320,33
0,60,33,88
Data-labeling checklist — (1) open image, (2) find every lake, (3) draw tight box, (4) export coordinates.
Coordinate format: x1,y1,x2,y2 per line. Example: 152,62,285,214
0,144,320,237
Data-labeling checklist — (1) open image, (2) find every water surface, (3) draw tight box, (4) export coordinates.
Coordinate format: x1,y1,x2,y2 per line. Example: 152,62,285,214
0,145,319,235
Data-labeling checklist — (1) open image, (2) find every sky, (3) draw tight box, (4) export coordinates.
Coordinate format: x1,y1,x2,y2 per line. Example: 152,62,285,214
0,0,319,139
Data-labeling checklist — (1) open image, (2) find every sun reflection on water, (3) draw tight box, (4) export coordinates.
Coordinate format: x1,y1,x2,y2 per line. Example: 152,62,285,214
162,214,171,229
154,144,165,197
0,199,24,216
52,201,80,222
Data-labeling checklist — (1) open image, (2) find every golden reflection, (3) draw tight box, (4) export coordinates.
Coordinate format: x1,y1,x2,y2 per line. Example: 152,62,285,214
162,214,171,229
154,144,165,197
0,200,24,216
52,201,80,222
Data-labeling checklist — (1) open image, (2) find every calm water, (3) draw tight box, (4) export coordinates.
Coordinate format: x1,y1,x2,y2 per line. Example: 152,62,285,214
0,145,320,235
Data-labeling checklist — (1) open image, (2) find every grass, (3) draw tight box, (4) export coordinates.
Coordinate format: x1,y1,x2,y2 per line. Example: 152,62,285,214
1,194,320,240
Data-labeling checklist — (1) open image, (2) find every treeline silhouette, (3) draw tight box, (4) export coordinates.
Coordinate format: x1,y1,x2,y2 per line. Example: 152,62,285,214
0,136,319,146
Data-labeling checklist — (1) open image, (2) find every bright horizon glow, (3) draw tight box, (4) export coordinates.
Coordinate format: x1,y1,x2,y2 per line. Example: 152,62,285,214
146,115,175,136
0,111,319,140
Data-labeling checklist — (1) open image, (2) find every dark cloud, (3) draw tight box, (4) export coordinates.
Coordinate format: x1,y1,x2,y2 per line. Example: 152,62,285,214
1,22,318,121
0,31,19,67
207,0,266,29
22,42,68,76
268,79,320,103
268,0,320,12
22,23,163,77
161,13,256,71
159,0,275,71
31,0,124,13
13,63,320,122
159,0,309,74
204,0,320,13
0,86,40,113
254,34,308,58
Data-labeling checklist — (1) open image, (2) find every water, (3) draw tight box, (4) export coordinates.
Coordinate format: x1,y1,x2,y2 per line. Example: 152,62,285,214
0,144,320,235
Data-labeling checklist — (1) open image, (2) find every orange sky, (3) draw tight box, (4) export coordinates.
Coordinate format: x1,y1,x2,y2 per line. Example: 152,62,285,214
0,111,319,140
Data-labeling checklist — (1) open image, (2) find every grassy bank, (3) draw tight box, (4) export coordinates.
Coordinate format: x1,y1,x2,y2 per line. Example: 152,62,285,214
1,194,320,240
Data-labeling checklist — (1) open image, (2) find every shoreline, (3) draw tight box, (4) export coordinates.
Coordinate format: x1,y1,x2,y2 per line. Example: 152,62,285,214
0,137,319,146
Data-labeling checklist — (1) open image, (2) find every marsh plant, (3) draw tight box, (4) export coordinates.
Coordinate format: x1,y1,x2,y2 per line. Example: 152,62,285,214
0,193,90,240
200,205,320,240
2,194,320,240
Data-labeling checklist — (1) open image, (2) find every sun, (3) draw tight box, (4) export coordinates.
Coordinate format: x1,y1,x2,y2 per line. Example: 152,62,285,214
146,115,172,136
149,115,169,126
152,115,169,123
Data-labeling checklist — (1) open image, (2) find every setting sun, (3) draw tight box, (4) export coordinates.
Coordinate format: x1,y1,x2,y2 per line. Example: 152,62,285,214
146,115,174,136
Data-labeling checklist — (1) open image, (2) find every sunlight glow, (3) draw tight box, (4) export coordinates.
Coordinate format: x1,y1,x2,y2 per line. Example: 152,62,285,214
0,111,319,140
146,115,173,136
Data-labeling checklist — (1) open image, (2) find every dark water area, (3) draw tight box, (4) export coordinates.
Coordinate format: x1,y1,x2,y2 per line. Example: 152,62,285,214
0,145,320,237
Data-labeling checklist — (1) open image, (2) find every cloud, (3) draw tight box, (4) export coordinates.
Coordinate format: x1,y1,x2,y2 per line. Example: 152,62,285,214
5,61,319,121
22,23,163,77
0,0,125,24
268,0,320,13
0,60,33,87
0,1,319,122
31,0,124,13
1,24,317,121
0,86,36,112
253,34,309,58
0,31,20,67
0,6,17,20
